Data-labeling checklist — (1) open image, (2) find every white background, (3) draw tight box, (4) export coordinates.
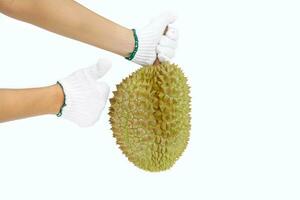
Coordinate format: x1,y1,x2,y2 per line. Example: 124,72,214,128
1,0,300,199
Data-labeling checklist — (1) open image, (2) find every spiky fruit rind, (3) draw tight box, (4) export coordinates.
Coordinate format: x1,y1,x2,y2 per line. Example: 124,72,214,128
109,62,191,172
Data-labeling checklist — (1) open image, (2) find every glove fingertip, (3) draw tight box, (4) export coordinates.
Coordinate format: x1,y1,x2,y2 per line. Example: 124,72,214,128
158,54,170,63
96,82,110,99
161,11,178,24
96,58,112,73
157,46,175,58
166,27,179,41
159,35,178,48
77,120,95,128
97,57,112,68
84,58,111,80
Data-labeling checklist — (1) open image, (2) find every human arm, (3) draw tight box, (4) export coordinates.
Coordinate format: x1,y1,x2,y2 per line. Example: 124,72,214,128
0,0,179,65
0,0,134,57
0,84,63,123
0,58,111,127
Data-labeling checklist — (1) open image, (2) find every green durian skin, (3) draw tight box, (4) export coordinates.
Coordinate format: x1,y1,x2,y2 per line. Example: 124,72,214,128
109,62,191,172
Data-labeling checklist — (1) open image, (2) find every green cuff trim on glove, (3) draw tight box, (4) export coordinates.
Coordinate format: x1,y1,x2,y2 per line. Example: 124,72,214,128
56,81,67,117
125,29,139,61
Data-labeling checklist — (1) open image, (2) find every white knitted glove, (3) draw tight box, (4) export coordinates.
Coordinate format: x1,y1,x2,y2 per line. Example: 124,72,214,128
58,58,111,127
132,12,179,65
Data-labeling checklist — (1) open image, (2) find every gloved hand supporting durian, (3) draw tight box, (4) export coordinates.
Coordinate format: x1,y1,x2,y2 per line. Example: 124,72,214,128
57,58,111,127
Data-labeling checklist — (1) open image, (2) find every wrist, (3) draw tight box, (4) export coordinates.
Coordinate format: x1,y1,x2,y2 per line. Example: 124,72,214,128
121,28,135,57
125,29,139,60
48,84,65,115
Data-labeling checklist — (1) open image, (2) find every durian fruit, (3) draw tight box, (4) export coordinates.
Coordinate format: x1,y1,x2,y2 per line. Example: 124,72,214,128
109,62,191,172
